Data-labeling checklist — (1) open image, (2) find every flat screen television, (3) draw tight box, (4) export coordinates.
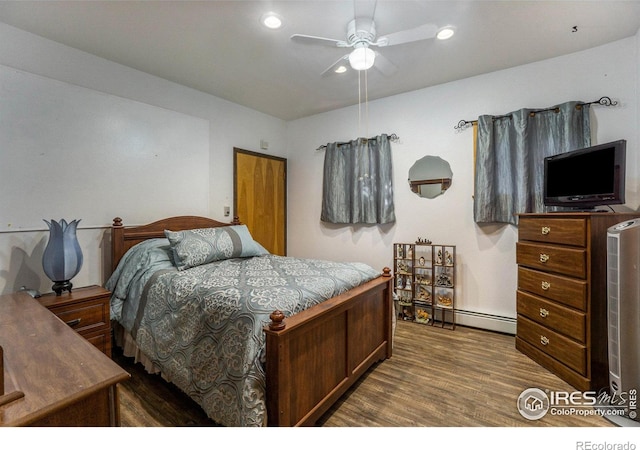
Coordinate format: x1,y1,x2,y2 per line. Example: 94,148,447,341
543,139,626,209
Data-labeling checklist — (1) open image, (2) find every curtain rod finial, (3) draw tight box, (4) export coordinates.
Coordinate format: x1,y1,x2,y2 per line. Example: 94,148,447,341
454,120,474,131
596,96,618,107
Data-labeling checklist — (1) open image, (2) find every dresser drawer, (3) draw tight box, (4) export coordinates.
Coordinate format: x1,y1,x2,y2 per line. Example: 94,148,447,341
516,242,586,278
46,297,109,335
517,267,587,310
519,217,587,247
517,290,586,342
517,315,586,375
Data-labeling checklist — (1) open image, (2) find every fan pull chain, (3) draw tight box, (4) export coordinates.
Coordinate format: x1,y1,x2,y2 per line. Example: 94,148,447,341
364,65,369,140
357,69,362,137
356,65,371,140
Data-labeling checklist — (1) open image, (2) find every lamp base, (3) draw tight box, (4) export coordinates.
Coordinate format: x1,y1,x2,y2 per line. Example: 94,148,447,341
52,281,73,296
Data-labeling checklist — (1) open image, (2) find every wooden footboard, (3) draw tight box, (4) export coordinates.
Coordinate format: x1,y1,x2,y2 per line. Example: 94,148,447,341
265,269,393,426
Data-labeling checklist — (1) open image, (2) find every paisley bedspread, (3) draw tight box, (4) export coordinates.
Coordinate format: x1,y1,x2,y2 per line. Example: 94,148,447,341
105,238,379,427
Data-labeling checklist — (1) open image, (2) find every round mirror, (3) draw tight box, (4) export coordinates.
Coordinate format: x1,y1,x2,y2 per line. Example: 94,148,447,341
408,156,453,199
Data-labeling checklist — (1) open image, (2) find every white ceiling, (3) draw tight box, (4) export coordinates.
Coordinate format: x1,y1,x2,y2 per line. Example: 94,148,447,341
1,1,639,121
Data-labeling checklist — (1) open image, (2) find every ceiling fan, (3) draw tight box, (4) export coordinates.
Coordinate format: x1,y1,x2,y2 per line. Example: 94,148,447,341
291,15,448,76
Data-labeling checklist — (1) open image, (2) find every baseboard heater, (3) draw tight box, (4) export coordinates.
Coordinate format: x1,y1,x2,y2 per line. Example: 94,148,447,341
455,309,516,335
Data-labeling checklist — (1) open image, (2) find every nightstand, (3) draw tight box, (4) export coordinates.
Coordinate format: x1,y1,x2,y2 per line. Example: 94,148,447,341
38,285,112,357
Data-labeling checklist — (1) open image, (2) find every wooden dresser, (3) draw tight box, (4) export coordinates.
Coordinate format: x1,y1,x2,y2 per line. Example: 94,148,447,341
516,212,639,391
0,291,129,426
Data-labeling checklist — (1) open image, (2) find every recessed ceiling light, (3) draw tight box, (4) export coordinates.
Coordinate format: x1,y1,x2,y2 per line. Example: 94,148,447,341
334,65,348,74
436,26,455,40
261,12,283,30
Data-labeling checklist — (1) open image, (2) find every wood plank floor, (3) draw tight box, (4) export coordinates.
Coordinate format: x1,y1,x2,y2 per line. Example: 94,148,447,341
114,320,614,427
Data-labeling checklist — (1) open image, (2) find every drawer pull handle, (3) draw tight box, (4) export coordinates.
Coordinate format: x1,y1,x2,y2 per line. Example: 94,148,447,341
539,253,549,263
541,281,551,291
66,318,81,327
540,335,549,346
539,308,549,318
541,226,551,235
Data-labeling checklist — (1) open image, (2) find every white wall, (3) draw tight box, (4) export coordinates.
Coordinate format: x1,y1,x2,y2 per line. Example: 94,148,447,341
286,36,640,331
0,22,287,294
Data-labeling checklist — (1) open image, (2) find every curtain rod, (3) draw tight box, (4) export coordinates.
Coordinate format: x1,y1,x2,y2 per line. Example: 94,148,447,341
454,96,618,130
315,133,399,151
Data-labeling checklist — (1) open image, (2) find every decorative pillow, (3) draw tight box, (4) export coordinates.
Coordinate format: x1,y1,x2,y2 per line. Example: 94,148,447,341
165,224,268,270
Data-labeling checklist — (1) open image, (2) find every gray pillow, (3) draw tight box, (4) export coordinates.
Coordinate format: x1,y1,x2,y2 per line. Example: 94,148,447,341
165,224,268,270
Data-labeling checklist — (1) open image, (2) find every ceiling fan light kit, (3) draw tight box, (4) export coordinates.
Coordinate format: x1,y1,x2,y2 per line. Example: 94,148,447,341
349,44,376,71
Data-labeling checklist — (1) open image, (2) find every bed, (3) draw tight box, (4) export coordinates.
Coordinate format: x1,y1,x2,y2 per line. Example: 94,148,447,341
107,215,393,427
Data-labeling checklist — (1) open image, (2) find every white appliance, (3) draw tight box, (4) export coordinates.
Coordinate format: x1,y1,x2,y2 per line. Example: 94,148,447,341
607,218,640,422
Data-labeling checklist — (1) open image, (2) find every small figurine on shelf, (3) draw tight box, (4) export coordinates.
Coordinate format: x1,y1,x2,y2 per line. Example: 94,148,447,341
436,249,443,264
398,291,412,306
437,295,453,308
415,308,431,324
435,273,453,287
397,261,409,275
407,246,413,259
418,256,426,266
402,307,414,321
416,237,432,244
417,287,431,302
445,250,453,266
397,246,404,258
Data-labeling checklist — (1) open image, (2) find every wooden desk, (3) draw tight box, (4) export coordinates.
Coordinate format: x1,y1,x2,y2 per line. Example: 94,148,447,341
0,291,130,426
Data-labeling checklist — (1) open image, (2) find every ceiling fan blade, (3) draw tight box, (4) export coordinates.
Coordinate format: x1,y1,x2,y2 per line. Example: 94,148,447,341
321,54,350,77
375,23,438,47
291,33,350,48
373,52,397,77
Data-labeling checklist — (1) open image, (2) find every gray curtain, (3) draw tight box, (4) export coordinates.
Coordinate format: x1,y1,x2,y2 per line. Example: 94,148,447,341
474,101,591,225
321,134,395,224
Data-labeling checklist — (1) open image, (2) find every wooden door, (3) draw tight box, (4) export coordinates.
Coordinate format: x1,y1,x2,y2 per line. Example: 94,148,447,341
234,148,287,255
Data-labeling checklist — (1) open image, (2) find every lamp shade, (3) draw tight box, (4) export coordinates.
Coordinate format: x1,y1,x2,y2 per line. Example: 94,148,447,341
42,219,83,296
349,46,375,71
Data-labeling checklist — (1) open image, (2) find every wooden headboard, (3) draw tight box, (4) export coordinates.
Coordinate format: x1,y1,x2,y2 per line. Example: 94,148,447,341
110,216,240,273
